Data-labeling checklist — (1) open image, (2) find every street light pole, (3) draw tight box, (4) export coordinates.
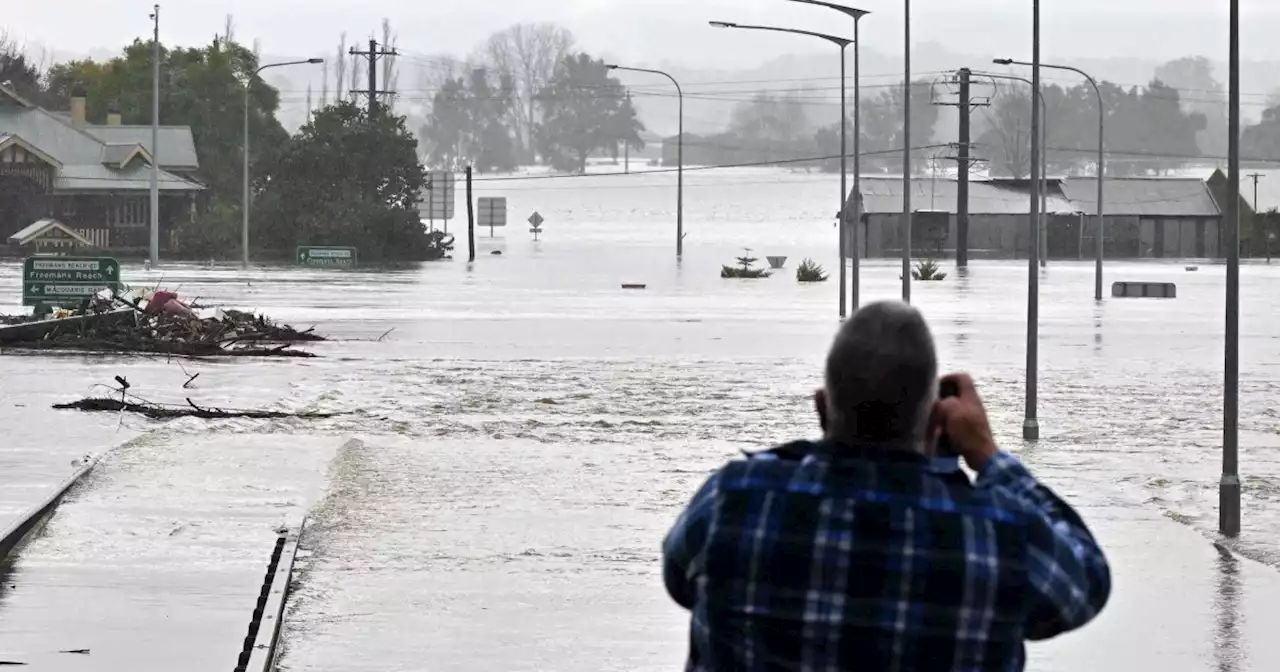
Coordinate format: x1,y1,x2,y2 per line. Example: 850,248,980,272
786,1,870,315
149,5,160,268
1222,0,1242,537
1024,0,1042,442
709,21,853,317
606,65,684,258
902,0,912,303
242,58,323,269
997,58,1106,300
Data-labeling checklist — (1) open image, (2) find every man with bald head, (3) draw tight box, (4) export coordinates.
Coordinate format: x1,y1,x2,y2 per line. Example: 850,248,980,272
662,301,1110,671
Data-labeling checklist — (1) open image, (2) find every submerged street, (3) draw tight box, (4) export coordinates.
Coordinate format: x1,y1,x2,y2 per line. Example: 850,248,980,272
1,170,1280,670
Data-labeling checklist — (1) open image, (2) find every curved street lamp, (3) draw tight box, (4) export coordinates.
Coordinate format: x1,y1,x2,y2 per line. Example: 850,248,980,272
606,64,684,258
996,57,1106,301
785,1,870,314
710,21,853,318
243,58,323,269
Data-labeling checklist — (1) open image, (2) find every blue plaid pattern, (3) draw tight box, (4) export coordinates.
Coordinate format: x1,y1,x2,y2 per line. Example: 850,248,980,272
663,441,1111,671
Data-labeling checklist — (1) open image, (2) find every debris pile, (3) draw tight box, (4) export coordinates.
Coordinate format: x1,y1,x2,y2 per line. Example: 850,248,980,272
1,288,325,357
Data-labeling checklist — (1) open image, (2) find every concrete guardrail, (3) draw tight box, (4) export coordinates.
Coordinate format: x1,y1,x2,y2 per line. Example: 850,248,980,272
237,521,306,672
0,461,96,562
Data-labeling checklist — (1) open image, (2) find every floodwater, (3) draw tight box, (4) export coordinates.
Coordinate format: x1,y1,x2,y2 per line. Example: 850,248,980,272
1,167,1279,670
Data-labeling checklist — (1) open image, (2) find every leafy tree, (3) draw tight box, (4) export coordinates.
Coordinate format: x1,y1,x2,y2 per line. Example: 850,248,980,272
254,101,439,261
423,67,518,172
0,32,46,104
42,36,288,206
535,53,645,172
858,79,938,174
977,87,1034,178
482,23,575,162
1155,56,1227,158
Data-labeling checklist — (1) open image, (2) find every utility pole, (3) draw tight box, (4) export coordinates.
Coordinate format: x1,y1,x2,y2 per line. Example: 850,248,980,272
1248,172,1265,261
934,69,988,268
349,38,397,118
349,38,397,202
149,5,161,268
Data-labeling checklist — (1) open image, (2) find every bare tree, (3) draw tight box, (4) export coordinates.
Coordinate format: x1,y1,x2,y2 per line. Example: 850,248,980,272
482,23,575,162
977,88,1032,179
381,18,399,109
334,33,347,101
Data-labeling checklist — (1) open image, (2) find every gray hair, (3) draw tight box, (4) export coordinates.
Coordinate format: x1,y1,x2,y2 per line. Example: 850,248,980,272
823,300,938,447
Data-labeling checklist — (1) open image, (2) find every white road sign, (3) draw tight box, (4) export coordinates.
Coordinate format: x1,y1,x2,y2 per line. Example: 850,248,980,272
478,197,508,231
418,171,455,220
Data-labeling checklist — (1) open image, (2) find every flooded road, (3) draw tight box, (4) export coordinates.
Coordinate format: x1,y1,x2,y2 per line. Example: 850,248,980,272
2,168,1279,669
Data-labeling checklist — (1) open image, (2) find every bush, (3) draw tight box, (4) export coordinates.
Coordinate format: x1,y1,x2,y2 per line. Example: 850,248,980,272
911,258,947,281
796,258,829,282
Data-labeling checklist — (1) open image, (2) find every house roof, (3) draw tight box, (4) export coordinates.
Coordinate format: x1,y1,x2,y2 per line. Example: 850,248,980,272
0,85,202,193
7,218,94,247
1060,177,1220,217
83,125,200,171
101,142,153,169
857,176,1080,216
0,132,62,168
1206,168,1280,214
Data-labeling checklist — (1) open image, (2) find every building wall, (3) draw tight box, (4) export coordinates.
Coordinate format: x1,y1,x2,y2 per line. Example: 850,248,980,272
859,213,1221,259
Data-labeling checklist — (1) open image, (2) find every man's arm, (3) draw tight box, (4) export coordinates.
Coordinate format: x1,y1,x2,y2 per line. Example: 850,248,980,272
662,471,720,611
976,452,1112,640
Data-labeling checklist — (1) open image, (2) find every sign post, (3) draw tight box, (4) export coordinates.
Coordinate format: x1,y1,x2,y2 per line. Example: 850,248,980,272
477,197,508,237
528,211,545,241
419,171,455,234
296,246,358,267
22,256,120,306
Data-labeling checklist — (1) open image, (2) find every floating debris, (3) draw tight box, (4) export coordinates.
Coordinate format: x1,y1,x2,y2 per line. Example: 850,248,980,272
54,397,338,421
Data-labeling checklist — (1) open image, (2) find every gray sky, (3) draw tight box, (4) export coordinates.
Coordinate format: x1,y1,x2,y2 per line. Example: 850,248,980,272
10,0,1280,71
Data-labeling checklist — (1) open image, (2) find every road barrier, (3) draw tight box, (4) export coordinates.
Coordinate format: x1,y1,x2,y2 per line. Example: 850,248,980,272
0,461,96,561
1111,282,1177,299
236,522,305,672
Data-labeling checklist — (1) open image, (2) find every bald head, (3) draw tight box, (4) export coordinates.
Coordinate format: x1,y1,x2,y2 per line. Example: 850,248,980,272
821,301,938,448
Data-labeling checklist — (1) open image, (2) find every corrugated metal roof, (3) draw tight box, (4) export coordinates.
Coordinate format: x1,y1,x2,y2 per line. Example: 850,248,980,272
0,104,201,193
857,176,1079,216
1060,177,1219,217
7,218,93,246
84,125,199,170
100,142,148,167
56,163,203,192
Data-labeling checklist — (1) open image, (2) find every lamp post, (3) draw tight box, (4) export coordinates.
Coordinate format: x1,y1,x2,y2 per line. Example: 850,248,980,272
149,5,160,268
710,21,852,318
997,58,1105,300
243,58,323,269
785,1,870,314
1222,0,1242,537
903,0,912,303
606,64,684,258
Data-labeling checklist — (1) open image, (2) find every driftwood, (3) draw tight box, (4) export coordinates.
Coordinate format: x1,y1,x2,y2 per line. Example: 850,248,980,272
3,305,322,358
54,397,337,420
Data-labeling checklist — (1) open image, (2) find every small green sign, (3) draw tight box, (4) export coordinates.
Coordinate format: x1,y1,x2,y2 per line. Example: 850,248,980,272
297,246,358,267
22,256,120,306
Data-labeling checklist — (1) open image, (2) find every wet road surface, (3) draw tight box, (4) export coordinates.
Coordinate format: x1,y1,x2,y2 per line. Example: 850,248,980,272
1,169,1279,669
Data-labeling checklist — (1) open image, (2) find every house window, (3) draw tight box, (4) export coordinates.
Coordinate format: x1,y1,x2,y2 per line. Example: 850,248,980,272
112,197,148,227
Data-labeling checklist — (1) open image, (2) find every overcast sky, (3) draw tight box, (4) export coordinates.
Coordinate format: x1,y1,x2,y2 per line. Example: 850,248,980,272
9,0,1280,71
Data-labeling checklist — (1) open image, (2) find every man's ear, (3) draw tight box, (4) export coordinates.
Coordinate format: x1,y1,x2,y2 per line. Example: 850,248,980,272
814,388,828,432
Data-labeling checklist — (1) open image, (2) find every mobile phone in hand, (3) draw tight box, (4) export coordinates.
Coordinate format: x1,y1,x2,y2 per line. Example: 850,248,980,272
936,380,959,458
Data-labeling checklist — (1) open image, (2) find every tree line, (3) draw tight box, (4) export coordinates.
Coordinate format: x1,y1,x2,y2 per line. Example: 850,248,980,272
0,26,436,262
416,24,645,174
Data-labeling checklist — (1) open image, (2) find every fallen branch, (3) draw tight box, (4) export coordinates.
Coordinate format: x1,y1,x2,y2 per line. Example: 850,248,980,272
54,397,338,420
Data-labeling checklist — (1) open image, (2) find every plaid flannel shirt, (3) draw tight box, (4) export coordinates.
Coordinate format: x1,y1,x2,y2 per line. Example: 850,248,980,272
663,441,1111,672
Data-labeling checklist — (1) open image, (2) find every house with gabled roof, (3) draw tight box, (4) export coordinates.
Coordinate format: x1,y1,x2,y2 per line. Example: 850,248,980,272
0,84,204,253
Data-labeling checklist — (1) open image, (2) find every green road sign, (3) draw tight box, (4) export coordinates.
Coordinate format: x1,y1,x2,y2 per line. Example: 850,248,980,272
22,256,120,306
297,246,358,267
